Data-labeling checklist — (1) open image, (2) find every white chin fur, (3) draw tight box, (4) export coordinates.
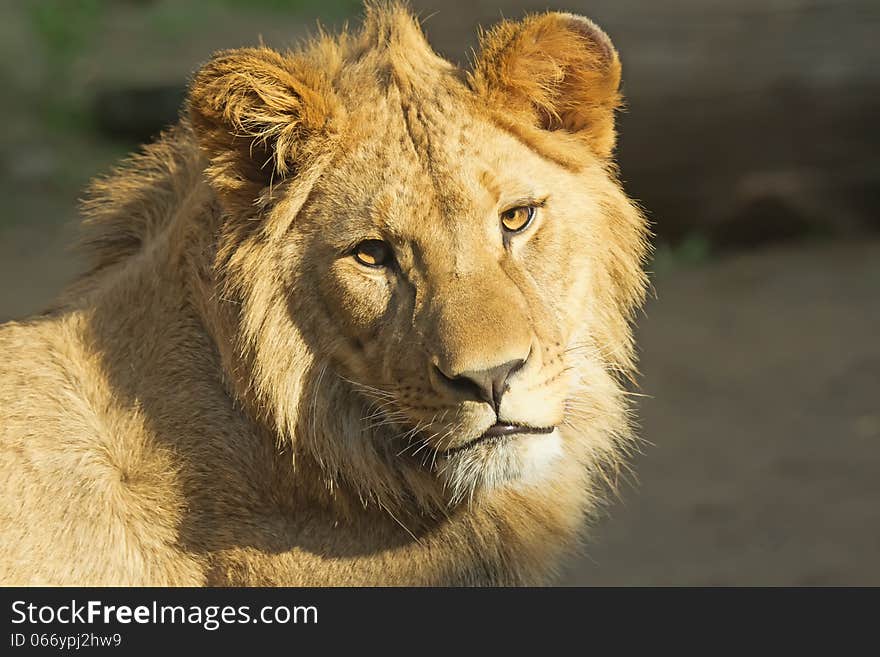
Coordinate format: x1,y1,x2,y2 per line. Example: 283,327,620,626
514,429,564,486
438,429,563,504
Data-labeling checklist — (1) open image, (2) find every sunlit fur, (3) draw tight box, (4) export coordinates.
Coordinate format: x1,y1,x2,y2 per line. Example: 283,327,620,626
0,3,649,585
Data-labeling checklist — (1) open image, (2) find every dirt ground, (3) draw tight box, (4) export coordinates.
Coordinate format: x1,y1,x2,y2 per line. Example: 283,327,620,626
2,214,877,585
562,240,880,585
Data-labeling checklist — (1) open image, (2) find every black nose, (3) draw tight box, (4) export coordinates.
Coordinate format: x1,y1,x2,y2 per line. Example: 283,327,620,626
434,358,526,412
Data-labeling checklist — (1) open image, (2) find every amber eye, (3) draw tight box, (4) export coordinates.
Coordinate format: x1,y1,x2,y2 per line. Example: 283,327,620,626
353,239,392,268
500,205,536,233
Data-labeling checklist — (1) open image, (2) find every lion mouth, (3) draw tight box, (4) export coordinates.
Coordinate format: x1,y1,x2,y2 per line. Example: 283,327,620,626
440,423,556,457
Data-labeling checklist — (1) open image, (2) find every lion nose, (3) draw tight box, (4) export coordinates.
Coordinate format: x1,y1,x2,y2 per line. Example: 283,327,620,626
434,357,526,412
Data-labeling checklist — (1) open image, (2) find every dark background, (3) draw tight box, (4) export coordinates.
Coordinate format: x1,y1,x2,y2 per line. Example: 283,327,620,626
1,0,877,585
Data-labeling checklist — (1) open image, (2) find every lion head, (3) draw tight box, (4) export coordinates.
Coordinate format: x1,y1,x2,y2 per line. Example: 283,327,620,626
185,6,649,521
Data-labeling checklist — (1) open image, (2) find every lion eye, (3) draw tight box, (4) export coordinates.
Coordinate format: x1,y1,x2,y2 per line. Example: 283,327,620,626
353,239,392,268
500,205,536,233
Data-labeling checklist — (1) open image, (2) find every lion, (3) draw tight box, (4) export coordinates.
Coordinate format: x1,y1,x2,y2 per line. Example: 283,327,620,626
0,4,649,585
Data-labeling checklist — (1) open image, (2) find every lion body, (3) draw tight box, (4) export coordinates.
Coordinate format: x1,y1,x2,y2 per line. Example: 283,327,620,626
0,5,648,585
0,237,587,584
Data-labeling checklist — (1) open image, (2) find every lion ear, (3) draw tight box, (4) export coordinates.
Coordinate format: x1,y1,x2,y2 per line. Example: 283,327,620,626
470,13,622,159
188,47,337,211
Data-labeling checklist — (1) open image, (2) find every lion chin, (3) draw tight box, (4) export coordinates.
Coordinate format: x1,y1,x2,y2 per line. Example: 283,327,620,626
437,429,566,505
0,4,649,586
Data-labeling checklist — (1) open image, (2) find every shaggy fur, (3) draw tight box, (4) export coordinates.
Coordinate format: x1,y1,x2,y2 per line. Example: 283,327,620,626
0,3,649,585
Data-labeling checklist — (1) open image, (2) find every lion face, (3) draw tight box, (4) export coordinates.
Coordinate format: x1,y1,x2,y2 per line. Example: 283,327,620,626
292,109,599,497
190,9,648,509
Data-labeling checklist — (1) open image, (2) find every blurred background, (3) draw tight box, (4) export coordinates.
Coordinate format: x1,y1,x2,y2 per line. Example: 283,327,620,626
1,0,877,585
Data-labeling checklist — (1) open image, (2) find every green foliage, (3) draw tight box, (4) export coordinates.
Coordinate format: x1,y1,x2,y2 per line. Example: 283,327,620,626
219,0,360,18
651,233,713,273
24,0,105,134
26,0,103,69
19,0,361,141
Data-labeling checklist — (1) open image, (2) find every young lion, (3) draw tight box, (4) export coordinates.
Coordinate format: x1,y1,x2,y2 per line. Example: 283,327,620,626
0,5,649,585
